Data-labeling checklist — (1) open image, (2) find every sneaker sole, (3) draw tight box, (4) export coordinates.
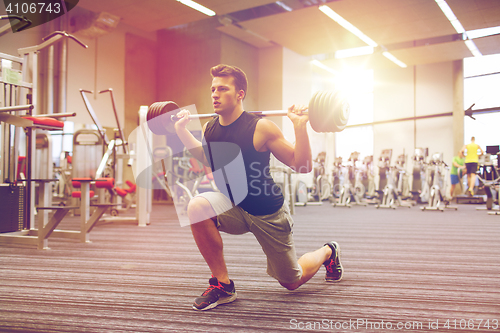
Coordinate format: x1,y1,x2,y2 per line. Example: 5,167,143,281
192,292,237,311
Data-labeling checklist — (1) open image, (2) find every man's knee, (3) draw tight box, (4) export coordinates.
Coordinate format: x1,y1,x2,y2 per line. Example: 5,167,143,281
187,197,216,225
279,280,301,291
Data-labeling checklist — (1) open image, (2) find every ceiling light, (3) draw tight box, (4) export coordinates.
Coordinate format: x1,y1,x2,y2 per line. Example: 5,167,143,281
435,0,457,21
464,40,482,57
382,52,407,68
435,0,465,34
319,5,377,47
177,0,216,16
450,19,465,34
311,60,337,74
466,26,500,39
275,1,293,12
435,0,482,57
335,46,374,58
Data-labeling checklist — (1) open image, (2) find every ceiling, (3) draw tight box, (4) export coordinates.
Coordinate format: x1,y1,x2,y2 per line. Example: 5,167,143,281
76,0,500,69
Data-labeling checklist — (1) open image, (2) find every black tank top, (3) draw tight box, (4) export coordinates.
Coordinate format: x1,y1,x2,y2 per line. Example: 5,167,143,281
203,111,284,215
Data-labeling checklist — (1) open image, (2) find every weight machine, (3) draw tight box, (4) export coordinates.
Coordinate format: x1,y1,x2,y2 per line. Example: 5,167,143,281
0,31,87,249
78,88,140,222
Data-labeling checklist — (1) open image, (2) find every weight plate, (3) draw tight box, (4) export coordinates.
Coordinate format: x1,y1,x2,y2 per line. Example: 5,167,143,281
147,101,180,135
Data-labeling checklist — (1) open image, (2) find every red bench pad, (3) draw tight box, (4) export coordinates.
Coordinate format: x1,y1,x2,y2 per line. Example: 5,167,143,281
95,178,115,189
22,116,64,128
115,187,128,197
72,177,92,188
125,180,136,193
72,190,95,198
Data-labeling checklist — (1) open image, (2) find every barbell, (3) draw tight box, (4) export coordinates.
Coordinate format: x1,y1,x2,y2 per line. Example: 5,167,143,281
146,90,350,135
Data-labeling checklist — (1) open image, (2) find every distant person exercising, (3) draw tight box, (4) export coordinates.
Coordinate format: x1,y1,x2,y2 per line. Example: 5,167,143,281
460,137,484,196
449,150,465,199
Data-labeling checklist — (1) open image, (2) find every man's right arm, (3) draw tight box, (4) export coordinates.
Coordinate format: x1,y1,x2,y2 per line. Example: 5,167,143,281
174,111,209,165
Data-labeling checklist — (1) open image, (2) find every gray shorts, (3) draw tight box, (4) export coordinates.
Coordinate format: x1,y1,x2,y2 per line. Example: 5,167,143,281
196,191,302,284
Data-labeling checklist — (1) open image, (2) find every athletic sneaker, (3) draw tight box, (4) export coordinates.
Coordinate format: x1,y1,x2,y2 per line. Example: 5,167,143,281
324,241,343,282
192,277,237,311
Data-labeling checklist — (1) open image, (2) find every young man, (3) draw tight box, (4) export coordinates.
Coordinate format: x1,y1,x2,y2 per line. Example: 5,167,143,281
460,137,484,196
174,64,343,311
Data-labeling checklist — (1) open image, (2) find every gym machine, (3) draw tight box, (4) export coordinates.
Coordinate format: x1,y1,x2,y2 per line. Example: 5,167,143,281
78,88,140,223
270,165,294,214
362,155,378,202
375,149,411,209
0,32,87,249
421,152,457,211
408,148,429,204
333,151,367,207
374,149,396,209
295,179,308,206
476,145,500,215
307,152,331,205
330,157,343,199
455,151,486,204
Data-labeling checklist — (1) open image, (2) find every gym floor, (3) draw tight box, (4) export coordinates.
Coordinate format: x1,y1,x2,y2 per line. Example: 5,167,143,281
0,203,499,332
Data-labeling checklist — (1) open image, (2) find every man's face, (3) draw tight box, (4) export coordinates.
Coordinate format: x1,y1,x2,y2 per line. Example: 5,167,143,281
211,76,243,115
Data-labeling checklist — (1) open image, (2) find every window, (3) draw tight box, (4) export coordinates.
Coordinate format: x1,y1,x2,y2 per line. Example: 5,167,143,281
464,53,500,148
334,69,374,162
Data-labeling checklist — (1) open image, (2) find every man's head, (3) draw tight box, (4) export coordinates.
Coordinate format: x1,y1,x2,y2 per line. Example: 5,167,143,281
210,64,247,100
471,136,475,142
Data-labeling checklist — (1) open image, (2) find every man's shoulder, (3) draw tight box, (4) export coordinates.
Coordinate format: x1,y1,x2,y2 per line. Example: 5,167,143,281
254,117,281,136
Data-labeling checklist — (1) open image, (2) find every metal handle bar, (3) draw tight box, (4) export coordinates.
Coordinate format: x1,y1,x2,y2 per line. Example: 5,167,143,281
0,105,34,113
30,112,76,119
19,31,88,54
99,88,127,154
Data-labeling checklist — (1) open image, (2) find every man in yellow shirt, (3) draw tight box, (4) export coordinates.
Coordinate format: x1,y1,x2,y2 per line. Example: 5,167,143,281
460,137,484,196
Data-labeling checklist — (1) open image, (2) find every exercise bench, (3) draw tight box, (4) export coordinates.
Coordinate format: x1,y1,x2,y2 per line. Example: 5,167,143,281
71,178,121,242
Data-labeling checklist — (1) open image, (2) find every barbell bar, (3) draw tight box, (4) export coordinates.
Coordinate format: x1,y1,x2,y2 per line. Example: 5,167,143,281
147,90,350,135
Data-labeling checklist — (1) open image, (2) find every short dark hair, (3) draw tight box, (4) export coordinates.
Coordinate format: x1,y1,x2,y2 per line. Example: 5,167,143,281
210,64,248,99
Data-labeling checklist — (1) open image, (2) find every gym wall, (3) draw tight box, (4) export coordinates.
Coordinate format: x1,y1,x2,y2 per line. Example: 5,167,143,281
66,6,157,133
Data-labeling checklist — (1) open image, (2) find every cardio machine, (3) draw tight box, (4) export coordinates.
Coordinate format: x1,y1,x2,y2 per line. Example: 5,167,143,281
333,152,367,207
421,152,457,211
375,149,411,209
307,152,332,204
476,145,500,215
